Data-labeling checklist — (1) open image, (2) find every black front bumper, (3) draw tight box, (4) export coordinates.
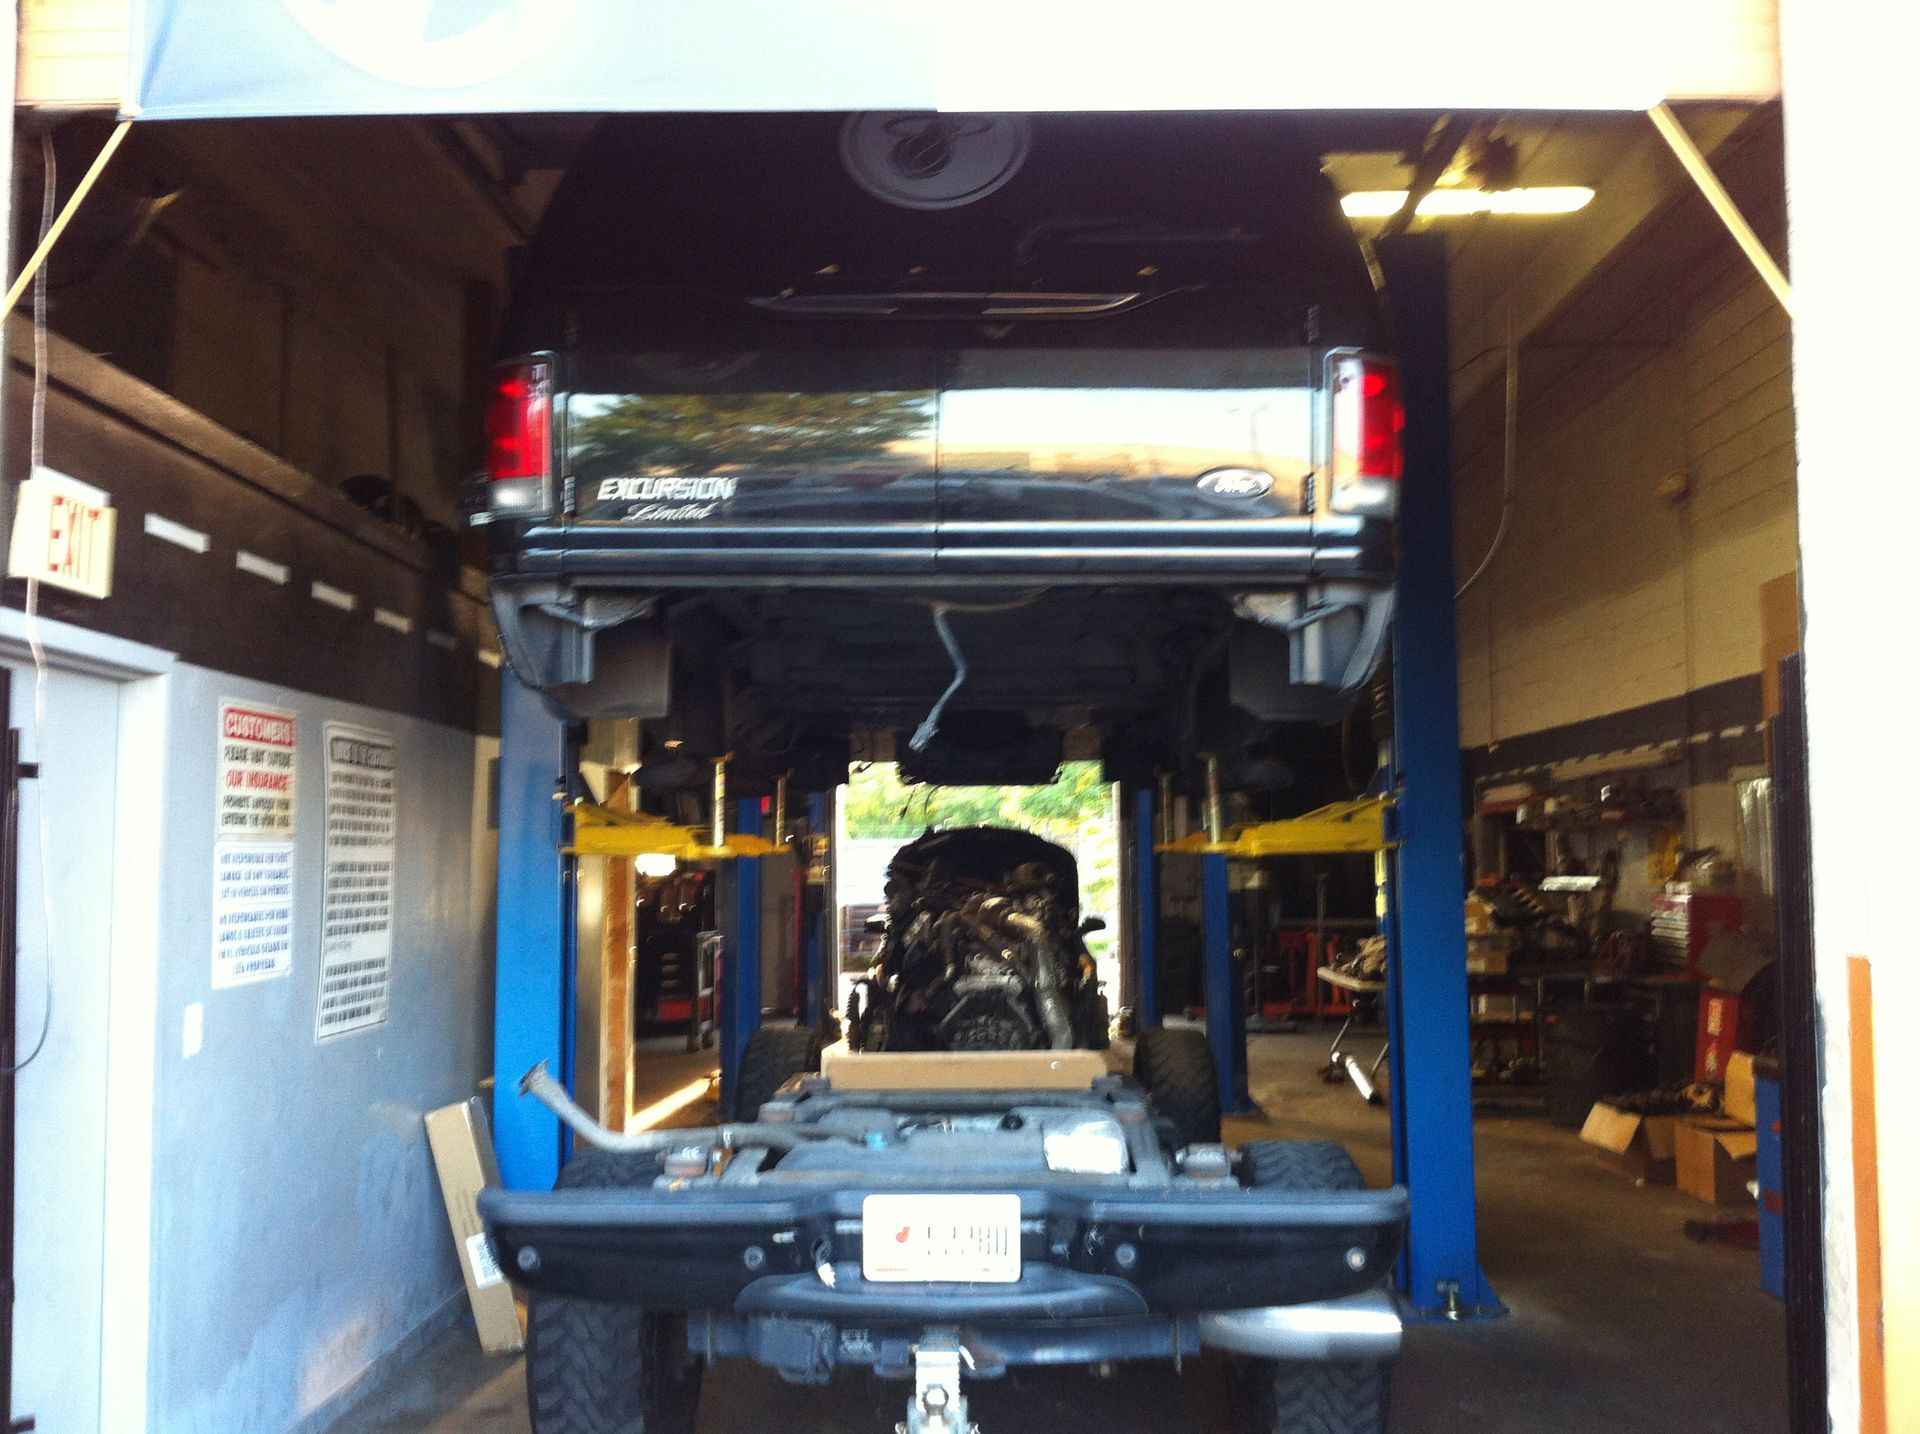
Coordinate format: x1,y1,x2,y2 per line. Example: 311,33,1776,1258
479,1179,1407,1320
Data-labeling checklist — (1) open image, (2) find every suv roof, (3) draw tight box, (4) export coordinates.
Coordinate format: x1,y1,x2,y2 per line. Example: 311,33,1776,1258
504,112,1382,351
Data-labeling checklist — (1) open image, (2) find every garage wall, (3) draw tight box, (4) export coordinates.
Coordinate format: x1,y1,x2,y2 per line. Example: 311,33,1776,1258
143,666,496,1434
9,258,501,1426
1448,109,1796,794
37,118,527,526
1453,263,1795,752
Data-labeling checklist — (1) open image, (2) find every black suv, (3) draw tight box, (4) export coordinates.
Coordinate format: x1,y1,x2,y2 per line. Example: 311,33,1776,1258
472,112,1399,785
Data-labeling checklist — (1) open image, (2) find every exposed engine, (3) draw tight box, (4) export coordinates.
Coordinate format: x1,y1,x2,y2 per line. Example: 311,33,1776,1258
849,826,1109,1053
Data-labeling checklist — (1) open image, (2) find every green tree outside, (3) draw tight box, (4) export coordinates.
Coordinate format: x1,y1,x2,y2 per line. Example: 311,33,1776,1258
842,761,1121,974
573,389,935,477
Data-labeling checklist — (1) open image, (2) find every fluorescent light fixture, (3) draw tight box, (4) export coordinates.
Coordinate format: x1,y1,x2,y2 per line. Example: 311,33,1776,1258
1341,186,1596,220
634,852,679,878
630,1073,717,1131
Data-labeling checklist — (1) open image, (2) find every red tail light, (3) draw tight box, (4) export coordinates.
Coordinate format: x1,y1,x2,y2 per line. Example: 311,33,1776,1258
486,360,553,484
1329,355,1402,515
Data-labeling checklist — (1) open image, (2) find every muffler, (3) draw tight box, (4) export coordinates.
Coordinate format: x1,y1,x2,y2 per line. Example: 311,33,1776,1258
1197,1289,1402,1362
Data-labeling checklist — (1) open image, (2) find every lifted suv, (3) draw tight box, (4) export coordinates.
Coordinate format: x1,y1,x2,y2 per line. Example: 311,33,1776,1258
484,1042,1406,1434
470,112,1400,786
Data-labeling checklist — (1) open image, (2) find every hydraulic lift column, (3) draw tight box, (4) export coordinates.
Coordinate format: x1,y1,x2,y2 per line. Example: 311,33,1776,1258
1199,756,1254,1113
493,676,576,1191
717,791,764,1114
804,791,832,1031
1376,232,1499,1319
1131,786,1160,1031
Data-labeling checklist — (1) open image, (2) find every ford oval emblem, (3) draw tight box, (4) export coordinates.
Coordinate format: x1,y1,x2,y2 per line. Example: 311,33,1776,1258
1196,468,1275,499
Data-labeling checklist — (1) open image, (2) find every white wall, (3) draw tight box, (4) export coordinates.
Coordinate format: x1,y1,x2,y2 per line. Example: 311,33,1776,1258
1778,4,1919,1424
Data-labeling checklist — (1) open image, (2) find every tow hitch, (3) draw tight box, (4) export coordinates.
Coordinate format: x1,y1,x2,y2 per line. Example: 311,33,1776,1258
900,1329,974,1434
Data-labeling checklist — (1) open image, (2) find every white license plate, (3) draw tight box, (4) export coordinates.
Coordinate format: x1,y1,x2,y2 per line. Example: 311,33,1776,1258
860,1194,1022,1283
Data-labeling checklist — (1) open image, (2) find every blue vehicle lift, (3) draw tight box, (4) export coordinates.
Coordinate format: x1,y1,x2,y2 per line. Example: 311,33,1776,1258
492,677,574,1193
1139,232,1498,1318
494,230,1496,1319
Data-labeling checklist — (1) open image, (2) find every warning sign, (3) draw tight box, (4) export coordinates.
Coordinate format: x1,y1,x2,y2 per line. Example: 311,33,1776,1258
316,723,397,1040
218,701,298,840
212,840,294,987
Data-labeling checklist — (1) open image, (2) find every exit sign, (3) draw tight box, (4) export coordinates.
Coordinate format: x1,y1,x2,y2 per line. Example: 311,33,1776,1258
8,466,116,599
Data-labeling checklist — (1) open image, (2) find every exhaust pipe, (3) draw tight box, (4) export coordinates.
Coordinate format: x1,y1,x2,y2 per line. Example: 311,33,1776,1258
1198,1289,1403,1362
517,1062,849,1154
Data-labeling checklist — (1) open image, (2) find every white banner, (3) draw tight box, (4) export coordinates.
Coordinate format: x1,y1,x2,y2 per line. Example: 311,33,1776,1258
315,723,397,1040
211,841,295,988
212,700,298,987
126,0,1768,121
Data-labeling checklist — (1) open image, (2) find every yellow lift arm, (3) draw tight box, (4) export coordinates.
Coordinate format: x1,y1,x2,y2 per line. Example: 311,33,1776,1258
1157,795,1395,858
563,800,781,862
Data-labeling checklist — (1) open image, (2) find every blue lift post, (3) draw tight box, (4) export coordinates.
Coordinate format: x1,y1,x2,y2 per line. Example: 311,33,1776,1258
804,792,830,1030
1201,853,1255,1113
719,796,765,1114
493,676,575,1191
1132,787,1160,1031
1377,231,1500,1319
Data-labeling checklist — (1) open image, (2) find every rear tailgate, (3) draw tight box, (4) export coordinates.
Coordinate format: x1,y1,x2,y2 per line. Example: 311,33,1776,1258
557,342,1326,579
936,345,1320,572
565,347,940,574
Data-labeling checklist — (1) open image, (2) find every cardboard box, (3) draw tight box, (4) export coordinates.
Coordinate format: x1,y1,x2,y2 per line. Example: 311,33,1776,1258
1675,1117,1760,1205
1580,1102,1681,1185
425,1098,525,1354
1724,1050,1758,1127
1471,992,1529,1022
1465,941,1511,976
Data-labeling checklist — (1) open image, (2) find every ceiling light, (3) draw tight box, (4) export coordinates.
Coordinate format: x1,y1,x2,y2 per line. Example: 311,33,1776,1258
1340,186,1595,220
634,852,679,878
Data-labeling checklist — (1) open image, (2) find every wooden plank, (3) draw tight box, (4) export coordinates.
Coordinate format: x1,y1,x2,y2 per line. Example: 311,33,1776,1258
18,0,132,109
821,1047,1110,1092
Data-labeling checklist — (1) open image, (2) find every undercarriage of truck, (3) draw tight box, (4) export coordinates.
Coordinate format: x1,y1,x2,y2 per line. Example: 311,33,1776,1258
482,1046,1407,1434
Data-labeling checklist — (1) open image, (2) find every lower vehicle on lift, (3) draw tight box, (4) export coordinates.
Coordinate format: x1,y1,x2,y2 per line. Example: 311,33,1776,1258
484,1033,1406,1434
847,825,1110,1055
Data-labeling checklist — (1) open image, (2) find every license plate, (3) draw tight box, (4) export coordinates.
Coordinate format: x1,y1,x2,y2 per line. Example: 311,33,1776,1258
860,1194,1022,1283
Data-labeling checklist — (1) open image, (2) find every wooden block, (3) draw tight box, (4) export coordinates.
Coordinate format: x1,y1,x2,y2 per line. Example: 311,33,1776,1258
820,1046,1111,1092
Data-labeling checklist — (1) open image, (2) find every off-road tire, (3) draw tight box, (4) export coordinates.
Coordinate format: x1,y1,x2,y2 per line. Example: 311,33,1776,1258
1133,1025,1222,1148
1231,1141,1388,1433
1241,1359,1391,1434
524,1151,702,1434
1239,1140,1366,1191
731,1024,822,1120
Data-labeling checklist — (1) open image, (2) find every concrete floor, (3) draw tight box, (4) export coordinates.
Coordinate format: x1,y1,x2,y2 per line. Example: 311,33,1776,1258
350,1031,1787,1433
